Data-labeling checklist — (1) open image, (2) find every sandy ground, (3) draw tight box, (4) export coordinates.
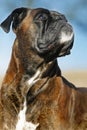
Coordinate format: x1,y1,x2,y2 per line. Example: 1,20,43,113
62,70,87,87
0,76,3,88
0,70,87,88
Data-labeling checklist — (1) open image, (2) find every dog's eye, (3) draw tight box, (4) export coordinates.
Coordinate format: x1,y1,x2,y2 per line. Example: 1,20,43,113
37,13,48,21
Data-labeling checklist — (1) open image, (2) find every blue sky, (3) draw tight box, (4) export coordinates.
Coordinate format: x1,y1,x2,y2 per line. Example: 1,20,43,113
0,0,87,75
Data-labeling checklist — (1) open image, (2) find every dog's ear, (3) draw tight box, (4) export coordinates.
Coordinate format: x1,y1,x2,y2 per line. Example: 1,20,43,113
0,14,12,33
0,7,28,33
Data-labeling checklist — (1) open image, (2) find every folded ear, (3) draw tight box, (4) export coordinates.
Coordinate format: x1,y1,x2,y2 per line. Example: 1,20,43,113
0,7,28,33
0,15,12,33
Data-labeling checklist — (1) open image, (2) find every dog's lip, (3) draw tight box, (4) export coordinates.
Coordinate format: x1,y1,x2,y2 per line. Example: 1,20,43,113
38,41,56,52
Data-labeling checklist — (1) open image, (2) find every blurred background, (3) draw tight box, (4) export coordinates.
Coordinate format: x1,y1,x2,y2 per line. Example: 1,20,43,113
0,0,87,87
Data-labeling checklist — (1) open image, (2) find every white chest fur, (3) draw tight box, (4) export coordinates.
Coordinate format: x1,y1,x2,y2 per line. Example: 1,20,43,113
16,70,41,130
16,100,39,130
27,69,41,86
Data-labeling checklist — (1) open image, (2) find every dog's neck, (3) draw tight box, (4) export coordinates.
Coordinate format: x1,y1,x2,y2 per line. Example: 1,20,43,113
24,59,61,104
26,59,61,87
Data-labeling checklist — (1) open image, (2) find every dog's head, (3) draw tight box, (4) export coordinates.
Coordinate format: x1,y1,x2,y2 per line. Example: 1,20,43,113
0,7,74,62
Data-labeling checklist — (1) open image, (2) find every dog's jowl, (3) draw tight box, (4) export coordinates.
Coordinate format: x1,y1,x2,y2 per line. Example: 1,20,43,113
0,7,87,130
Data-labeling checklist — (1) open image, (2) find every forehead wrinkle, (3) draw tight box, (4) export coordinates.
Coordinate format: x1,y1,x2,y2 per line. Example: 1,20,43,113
20,8,49,33
19,10,33,33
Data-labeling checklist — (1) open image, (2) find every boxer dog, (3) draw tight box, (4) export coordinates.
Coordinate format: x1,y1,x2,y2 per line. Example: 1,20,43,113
0,7,87,130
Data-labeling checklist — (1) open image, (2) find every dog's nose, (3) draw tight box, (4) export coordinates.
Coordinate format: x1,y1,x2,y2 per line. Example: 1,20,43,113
60,23,74,44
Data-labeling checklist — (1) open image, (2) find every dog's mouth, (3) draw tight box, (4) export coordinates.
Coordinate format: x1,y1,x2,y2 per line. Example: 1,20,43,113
37,40,56,51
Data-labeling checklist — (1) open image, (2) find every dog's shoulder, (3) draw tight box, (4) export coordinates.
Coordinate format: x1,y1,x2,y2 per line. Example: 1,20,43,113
62,76,76,89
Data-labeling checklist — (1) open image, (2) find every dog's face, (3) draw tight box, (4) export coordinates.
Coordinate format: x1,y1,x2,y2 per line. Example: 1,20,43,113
0,7,74,62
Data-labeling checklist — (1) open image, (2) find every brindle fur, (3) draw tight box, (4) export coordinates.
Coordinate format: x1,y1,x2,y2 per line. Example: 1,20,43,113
0,7,87,130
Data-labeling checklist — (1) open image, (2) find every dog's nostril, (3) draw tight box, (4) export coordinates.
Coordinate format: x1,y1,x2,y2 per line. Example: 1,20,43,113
38,42,46,49
37,39,46,49
38,43,43,48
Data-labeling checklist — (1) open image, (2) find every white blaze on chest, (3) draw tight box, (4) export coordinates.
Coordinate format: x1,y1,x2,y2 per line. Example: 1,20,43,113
16,70,40,130
16,100,39,130
27,69,41,86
